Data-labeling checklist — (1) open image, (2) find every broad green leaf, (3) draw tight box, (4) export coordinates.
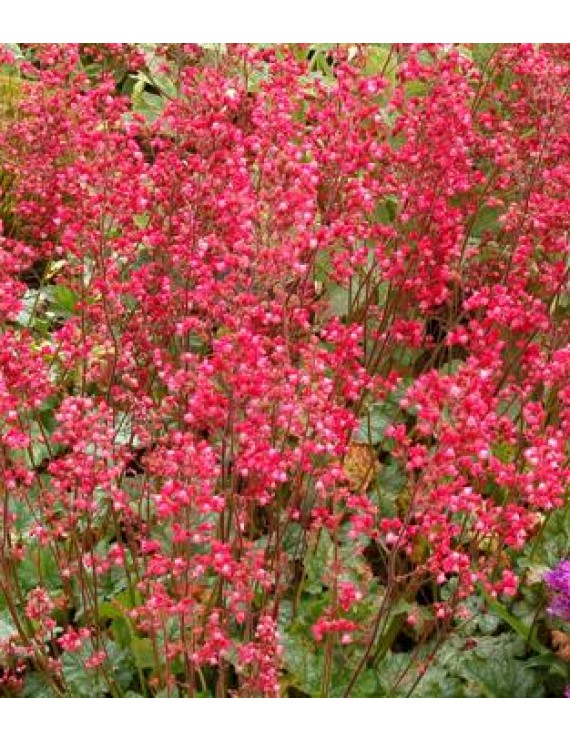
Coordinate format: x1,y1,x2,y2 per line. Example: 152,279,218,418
0,612,17,640
356,402,396,444
62,647,108,697
46,284,77,315
483,592,543,653
22,672,58,698
464,655,544,697
131,637,155,670
471,206,502,239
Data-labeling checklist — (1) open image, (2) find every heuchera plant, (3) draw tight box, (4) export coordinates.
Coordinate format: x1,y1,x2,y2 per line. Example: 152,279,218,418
0,43,568,697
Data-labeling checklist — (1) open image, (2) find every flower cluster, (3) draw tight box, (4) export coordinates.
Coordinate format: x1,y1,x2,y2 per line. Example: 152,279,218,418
545,560,570,623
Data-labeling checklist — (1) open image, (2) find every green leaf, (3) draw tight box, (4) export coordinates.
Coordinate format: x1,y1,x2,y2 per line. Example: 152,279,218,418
364,46,394,80
411,663,466,698
523,652,569,678
22,672,57,698
304,531,334,595
0,612,17,640
373,196,398,224
62,641,134,697
464,655,544,697
328,284,350,318
282,632,324,697
131,637,155,670
52,285,77,313
133,212,150,229
483,592,543,653
113,411,139,447
356,402,396,444
472,44,499,69
62,647,108,697
140,65,177,99
349,668,384,697
471,206,502,239
375,460,407,517
133,91,164,122
106,641,135,692
15,289,40,327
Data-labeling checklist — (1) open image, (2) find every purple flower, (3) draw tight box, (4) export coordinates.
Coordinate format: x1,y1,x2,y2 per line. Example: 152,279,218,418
544,560,570,622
